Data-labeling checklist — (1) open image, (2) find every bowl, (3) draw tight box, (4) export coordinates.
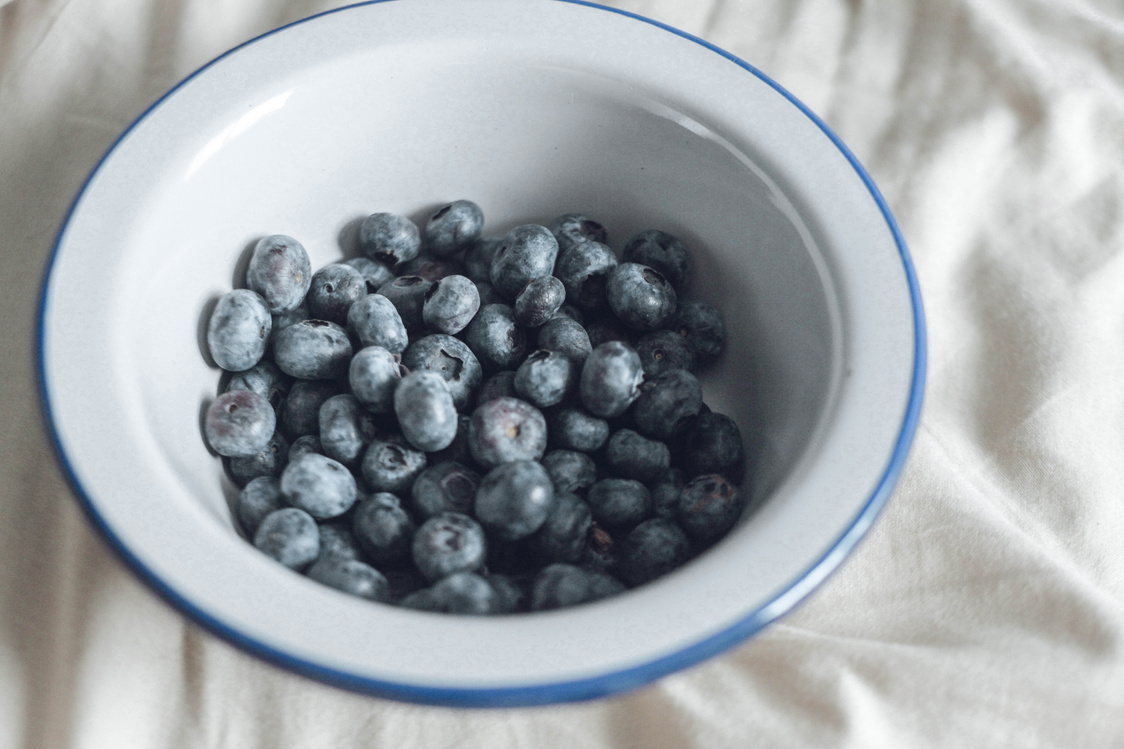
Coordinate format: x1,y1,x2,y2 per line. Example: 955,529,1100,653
37,0,925,706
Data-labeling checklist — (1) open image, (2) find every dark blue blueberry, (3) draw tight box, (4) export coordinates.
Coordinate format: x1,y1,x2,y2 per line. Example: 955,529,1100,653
204,389,276,458
352,492,416,564
400,572,500,615
317,522,362,561
529,492,593,564
468,396,547,468
394,370,459,452
427,414,473,466
553,239,618,313
422,275,480,335
270,305,309,346
358,212,421,266
347,294,409,354
402,334,482,412
585,316,632,349
475,460,555,541
348,345,404,413
586,478,651,528
476,370,517,407
207,289,271,371
541,449,597,496
307,263,365,324
318,393,377,465
514,276,566,328
226,359,290,411
463,304,527,371
674,300,726,360
621,229,692,293
630,369,703,441
246,234,312,313
376,275,429,335
535,317,592,364
486,574,528,614
424,200,485,258
280,452,358,519
650,467,686,519
548,213,609,255
618,518,691,587
399,254,469,282
253,507,320,570
287,434,322,461
490,224,558,299
228,429,289,485
464,237,502,283
530,563,625,611
236,476,284,537
606,263,677,332
272,319,352,379
683,412,746,481
412,512,487,581
279,379,341,438
345,256,396,293
579,341,644,419
384,568,427,603
604,429,669,483
553,303,585,326
547,408,609,453
361,438,427,494
474,280,502,307
581,523,620,572
308,556,390,602
677,474,743,541
513,350,575,408
411,461,480,518
635,329,697,377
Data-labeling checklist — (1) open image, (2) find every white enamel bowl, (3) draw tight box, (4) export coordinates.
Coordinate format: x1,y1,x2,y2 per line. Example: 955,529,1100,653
38,0,925,706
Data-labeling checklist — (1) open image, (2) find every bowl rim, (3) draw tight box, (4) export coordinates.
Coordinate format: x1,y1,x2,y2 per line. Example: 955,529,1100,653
35,0,927,707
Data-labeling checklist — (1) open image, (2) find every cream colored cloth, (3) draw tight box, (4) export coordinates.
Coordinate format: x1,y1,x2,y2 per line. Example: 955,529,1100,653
3,0,1124,746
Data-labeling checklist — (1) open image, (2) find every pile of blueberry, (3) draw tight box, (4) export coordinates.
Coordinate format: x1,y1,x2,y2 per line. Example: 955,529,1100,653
203,200,746,614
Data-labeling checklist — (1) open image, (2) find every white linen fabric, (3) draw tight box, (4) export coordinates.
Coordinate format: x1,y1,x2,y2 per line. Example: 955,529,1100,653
3,0,1124,746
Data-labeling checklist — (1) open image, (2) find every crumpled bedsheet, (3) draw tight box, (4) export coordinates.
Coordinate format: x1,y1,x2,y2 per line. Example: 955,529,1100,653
3,0,1124,746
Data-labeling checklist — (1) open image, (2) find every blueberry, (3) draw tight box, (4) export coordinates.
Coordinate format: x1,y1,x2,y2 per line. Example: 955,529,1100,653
582,523,620,572
317,522,363,561
618,518,691,587
530,564,625,611
384,568,427,603
682,412,746,481
535,316,593,364
204,389,276,458
270,305,309,345
586,478,651,528
272,319,352,379
541,449,597,495
553,240,618,313
394,370,459,452
352,492,416,564
630,369,703,441
604,429,670,483
579,341,644,419
424,200,485,258
548,213,609,255
427,414,473,466
486,574,528,614
345,256,396,293
464,237,502,283
318,393,377,465
358,212,421,266
377,275,429,335
412,512,487,581
553,303,585,326
411,461,481,518
475,460,556,541
422,275,480,335
228,428,289,485
585,316,632,349
674,300,726,360
621,229,692,293
650,467,687,519
635,329,697,377
361,438,427,494
677,474,743,541
474,280,502,307
225,359,290,411
490,224,558,299
514,276,566,328
348,345,404,413
207,289,271,371
463,304,527,371
347,294,409,354
398,254,469,283
246,234,312,313
308,556,390,602
606,263,677,332
402,334,483,412
476,370,517,407
513,350,575,408
279,379,341,438
467,396,547,468
236,476,284,537
280,452,358,519
529,492,593,564
287,434,322,461
401,572,500,615
307,263,365,325
253,507,320,570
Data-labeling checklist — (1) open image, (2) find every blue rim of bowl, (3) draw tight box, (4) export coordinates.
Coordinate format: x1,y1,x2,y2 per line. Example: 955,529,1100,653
35,0,927,708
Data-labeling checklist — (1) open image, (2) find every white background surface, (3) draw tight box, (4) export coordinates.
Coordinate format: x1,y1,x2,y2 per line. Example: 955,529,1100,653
3,0,1124,746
